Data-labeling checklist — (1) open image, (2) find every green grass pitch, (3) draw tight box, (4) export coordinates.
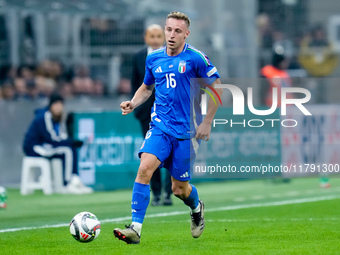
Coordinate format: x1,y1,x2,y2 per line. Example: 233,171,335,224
1,178,340,254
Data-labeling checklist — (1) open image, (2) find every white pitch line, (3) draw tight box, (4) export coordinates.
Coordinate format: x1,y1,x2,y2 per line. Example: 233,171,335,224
152,218,340,224
0,223,69,233
204,195,339,213
286,191,300,196
251,195,264,200
0,195,338,234
269,193,282,198
233,197,245,202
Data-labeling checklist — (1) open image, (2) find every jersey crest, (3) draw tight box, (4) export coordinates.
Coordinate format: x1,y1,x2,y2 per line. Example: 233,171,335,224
178,61,186,73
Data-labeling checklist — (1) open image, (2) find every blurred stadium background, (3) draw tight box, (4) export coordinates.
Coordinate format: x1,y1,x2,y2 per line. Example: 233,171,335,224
0,0,340,187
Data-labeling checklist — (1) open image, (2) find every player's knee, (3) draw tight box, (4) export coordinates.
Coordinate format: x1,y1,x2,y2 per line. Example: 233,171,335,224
137,162,154,181
138,161,154,173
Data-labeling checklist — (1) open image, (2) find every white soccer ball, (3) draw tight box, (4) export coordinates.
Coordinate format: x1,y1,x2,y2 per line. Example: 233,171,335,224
70,212,101,242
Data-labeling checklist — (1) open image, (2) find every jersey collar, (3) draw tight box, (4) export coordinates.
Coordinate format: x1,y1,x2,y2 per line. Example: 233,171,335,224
164,43,188,55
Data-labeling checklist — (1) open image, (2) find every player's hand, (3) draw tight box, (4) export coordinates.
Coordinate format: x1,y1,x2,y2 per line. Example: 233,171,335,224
195,121,211,141
71,139,84,148
120,101,135,115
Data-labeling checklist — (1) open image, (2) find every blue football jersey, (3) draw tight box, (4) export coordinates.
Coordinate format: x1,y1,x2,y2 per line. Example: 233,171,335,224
143,43,220,139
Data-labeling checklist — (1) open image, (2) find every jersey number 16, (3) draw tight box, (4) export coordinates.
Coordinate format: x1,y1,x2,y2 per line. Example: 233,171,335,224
166,73,176,88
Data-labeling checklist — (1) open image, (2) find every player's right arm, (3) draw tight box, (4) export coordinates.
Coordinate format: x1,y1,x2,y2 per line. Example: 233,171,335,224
120,83,155,115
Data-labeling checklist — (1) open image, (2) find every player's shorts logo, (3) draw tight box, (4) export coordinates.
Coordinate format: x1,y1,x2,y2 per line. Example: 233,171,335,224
178,61,186,73
145,131,152,139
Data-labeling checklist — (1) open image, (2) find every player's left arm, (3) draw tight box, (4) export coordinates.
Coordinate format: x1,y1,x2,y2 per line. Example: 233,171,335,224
195,78,223,141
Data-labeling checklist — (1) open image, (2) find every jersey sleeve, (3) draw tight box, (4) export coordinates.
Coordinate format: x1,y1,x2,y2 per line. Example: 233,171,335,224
195,52,220,84
143,55,155,86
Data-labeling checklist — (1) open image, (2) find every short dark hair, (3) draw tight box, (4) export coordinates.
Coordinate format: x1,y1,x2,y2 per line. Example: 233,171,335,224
49,93,64,108
167,11,190,28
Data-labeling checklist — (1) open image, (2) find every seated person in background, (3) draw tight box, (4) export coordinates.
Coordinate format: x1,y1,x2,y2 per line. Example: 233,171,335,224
23,93,93,194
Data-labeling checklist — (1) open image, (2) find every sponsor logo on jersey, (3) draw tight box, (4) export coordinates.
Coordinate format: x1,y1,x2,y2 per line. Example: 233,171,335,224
178,61,186,73
155,66,163,73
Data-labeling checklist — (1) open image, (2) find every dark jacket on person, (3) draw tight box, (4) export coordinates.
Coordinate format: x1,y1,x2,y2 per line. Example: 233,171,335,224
131,47,156,122
23,107,69,154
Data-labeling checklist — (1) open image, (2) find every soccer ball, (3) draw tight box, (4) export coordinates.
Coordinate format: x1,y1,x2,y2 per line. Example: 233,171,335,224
70,212,101,242
0,186,7,209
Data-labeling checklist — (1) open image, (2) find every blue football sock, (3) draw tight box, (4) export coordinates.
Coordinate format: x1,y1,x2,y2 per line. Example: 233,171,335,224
183,184,199,210
131,182,150,224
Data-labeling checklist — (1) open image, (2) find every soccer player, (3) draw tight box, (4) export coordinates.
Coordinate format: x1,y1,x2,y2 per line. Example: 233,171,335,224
114,11,222,244
131,24,173,206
